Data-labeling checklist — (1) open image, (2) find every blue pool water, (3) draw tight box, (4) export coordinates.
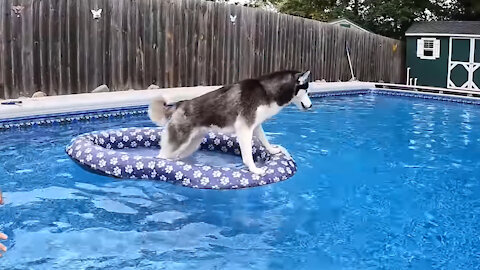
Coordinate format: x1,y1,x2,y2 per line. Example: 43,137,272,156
1,93,480,269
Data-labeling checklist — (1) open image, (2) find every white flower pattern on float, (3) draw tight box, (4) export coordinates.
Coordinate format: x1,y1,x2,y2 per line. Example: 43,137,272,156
227,140,234,147
267,169,274,174
75,145,82,151
208,145,215,150
85,148,92,153
144,141,151,147
99,138,105,144
165,165,173,173
202,166,211,171
232,171,241,178
175,161,185,166
286,167,292,174
130,141,137,147
75,151,82,158
136,135,143,141
208,132,215,139
281,161,288,166
110,157,118,165
273,177,280,182
175,171,183,180
157,160,166,168
86,154,93,161
117,142,124,148
150,135,156,141
99,159,107,167
115,131,123,137
148,161,156,169
135,162,144,170
182,178,191,185
133,155,142,160
125,165,133,174
105,143,112,149
277,167,285,173
212,171,222,178
214,138,221,145
212,185,219,189
151,170,157,177
259,180,266,185
220,177,230,185
159,175,167,181
221,167,231,171
183,164,192,171
200,177,209,185
110,137,116,143
113,167,121,176
107,150,115,155
193,170,202,178
221,146,228,152
141,174,149,179
121,155,129,161
240,178,249,186
123,136,129,142
252,174,260,181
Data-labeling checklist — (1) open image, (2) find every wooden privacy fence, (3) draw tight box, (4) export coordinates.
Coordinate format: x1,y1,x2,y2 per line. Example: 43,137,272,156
0,0,405,99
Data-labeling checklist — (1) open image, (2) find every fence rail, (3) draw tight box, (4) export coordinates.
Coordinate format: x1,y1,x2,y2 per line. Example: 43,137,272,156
0,0,405,99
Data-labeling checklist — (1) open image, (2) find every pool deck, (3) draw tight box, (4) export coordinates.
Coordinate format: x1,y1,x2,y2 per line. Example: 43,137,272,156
0,81,375,120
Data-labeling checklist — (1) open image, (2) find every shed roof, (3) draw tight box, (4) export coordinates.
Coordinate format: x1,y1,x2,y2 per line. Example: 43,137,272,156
406,21,480,36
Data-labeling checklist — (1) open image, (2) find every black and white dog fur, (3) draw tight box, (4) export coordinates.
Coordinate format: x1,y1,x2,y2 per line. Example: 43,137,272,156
148,70,312,175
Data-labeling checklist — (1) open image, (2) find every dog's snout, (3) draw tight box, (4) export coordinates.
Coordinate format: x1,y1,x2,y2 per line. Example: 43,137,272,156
301,102,312,110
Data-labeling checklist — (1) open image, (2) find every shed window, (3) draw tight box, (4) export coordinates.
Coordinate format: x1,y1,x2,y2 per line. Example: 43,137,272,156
417,38,440,60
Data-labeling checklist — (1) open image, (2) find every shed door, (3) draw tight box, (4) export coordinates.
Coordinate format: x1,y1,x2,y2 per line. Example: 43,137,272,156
447,37,480,90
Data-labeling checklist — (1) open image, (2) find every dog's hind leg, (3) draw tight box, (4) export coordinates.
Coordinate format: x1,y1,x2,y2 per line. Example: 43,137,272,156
176,131,205,160
157,128,177,159
236,123,265,175
254,125,281,155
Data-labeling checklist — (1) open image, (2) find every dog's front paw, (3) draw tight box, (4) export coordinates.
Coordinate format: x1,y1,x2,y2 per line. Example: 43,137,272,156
249,166,266,175
267,145,282,155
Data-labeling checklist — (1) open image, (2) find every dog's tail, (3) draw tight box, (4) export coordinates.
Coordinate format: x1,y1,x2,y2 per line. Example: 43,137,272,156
148,97,175,126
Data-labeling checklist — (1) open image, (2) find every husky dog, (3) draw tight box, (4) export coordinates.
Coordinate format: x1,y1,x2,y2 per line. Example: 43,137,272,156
148,70,312,175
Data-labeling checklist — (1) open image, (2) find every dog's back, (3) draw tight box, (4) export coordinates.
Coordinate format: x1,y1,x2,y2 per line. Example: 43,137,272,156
169,70,299,128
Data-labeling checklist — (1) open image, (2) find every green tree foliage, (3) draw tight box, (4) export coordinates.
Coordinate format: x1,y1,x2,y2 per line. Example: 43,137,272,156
254,0,480,38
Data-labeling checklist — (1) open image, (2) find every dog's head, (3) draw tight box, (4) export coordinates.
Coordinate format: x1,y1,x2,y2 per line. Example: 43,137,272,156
291,71,312,111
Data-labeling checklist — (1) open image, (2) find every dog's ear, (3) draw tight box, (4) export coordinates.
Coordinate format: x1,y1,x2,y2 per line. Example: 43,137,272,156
295,71,311,85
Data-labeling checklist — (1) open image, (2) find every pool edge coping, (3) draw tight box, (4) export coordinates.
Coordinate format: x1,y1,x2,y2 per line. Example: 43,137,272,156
2,84,480,129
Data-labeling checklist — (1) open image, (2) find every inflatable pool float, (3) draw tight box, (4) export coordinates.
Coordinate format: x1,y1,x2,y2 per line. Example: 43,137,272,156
66,127,297,189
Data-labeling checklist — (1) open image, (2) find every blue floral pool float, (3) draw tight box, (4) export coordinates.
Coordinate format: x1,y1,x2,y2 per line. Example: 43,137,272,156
66,127,297,189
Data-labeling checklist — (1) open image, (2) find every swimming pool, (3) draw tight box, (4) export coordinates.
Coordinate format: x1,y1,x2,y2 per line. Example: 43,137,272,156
1,90,480,269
